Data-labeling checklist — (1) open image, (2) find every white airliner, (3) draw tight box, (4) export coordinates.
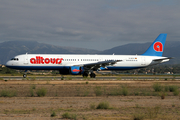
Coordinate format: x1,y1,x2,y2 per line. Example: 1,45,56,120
6,33,172,78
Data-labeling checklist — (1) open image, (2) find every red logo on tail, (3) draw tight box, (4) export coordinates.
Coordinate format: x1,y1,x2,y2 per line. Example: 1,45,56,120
153,42,163,52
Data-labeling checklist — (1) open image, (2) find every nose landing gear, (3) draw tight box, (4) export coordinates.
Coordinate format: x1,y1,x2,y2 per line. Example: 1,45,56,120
23,74,27,78
23,70,27,78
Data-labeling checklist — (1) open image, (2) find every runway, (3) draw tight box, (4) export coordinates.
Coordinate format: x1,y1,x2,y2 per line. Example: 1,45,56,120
1,75,180,81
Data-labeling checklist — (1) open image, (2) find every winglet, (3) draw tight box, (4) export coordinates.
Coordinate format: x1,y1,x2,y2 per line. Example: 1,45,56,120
142,33,167,56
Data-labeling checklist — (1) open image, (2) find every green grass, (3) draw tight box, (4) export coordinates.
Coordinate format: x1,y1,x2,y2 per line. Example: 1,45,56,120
30,84,36,89
122,86,128,96
134,90,140,96
62,112,77,120
67,77,72,80
153,83,162,92
30,77,36,80
30,88,34,97
3,108,38,114
133,113,144,120
96,101,110,109
50,111,56,117
36,87,47,97
164,86,169,92
62,112,70,118
169,85,178,92
0,89,17,97
90,103,96,109
83,89,89,97
173,90,179,96
109,87,122,96
94,86,103,96
146,106,160,119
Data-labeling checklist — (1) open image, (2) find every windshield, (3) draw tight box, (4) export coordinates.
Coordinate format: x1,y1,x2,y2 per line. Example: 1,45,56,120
10,58,19,61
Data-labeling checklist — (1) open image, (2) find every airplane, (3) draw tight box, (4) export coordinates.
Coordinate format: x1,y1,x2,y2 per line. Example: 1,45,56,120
6,33,172,78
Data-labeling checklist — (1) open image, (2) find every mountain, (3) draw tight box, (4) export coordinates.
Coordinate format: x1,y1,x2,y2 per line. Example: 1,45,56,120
101,43,151,55
0,40,179,65
0,41,100,64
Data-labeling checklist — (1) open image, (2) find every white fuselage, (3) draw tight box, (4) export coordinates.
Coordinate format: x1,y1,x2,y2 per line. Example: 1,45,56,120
5,34,171,78
6,54,169,70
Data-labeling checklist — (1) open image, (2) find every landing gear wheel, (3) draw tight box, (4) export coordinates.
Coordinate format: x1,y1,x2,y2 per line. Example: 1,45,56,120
90,73,96,78
83,72,88,78
23,74,27,78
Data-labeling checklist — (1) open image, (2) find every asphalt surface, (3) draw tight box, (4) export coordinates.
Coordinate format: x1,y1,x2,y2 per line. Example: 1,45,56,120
1,76,180,80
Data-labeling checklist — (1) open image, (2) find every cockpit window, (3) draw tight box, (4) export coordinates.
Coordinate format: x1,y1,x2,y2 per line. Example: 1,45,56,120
11,58,19,61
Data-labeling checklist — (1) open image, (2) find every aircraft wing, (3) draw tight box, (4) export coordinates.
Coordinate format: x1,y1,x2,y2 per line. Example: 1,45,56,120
74,60,122,71
153,57,174,62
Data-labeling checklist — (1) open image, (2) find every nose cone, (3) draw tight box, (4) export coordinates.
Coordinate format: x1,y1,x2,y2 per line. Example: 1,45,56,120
6,60,12,67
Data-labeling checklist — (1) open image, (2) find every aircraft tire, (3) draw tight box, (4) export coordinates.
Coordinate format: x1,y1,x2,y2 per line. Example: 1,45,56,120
23,74,27,78
90,73,96,78
83,72,88,78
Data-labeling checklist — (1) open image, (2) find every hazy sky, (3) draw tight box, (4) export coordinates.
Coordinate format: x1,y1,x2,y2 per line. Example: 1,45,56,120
0,0,180,50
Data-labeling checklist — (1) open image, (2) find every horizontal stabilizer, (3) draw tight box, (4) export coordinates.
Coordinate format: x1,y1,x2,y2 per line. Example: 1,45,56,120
153,57,174,62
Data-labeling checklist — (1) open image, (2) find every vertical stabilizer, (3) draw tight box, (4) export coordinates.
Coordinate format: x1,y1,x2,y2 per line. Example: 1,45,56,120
142,33,167,56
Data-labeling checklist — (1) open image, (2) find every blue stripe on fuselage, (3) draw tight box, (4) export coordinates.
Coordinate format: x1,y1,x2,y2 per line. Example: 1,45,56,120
6,65,144,71
6,66,70,70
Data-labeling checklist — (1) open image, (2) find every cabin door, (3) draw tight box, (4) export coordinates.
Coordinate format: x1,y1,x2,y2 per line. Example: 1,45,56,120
24,53,28,65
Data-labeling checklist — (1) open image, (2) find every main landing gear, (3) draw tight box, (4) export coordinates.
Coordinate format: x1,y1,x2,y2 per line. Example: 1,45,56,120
82,72,96,78
83,72,88,78
90,73,96,78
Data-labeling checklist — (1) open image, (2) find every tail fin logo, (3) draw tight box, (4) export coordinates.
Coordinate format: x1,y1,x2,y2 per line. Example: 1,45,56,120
153,42,163,52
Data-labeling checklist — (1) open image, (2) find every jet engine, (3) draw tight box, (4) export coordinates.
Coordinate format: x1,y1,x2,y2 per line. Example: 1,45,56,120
70,66,84,75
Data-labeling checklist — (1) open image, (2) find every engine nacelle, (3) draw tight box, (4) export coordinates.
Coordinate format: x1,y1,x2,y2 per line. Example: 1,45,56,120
70,66,84,75
59,66,84,75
